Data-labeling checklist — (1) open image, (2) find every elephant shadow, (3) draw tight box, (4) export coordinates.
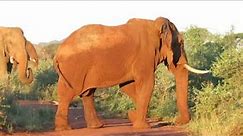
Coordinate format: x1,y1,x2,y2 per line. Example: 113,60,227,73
151,122,174,128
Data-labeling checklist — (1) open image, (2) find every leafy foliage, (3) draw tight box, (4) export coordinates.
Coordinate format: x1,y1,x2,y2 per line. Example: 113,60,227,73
95,87,134,118
148,65,177,120
0,59,57,132
188,31,243,136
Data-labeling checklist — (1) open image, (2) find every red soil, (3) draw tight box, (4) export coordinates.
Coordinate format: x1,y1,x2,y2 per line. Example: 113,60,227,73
0,100,188,136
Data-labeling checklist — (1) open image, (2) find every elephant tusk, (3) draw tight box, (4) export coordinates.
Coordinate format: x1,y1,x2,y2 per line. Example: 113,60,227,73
30,58,36,63
26,69,30,78
10,56,15,64
51,101,59,105
183,64,210,74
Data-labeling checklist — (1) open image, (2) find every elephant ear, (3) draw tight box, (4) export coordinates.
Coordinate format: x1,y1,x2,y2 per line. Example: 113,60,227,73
170,24,188,66
159,21,174,68
160,21,187,70
176,34,188,65
3,39,9,59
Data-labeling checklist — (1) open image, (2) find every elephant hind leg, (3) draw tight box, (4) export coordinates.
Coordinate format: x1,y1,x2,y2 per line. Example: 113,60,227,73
119,80,136,102
55,78,75,131
119,81,137,123
81,88,103,128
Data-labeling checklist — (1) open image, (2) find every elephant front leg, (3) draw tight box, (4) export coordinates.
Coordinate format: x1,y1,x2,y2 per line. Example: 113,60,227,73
132,75,154,129
55,79,74,131
81,89,104,128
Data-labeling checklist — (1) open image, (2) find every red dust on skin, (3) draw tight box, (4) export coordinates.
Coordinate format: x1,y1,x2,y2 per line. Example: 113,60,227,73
54,17,190,130
0,100,188,136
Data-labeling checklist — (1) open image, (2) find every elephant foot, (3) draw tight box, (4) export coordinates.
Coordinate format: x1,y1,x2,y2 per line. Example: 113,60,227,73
55,125,71,131
175,116,190,125
55,115,71,131
87,120,104,129
133,120,151,129
128,110,136,123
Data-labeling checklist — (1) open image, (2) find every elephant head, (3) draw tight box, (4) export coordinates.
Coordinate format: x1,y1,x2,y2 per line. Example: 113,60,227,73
155,17,210,74
9,41,38,72
0,27,33,84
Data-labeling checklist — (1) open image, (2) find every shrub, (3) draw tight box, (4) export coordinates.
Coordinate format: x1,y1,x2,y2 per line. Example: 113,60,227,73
188,46,243,136
29,59,58,100
188,83,242,136
6,104,55,132
95,86,134,118
148,65,177,121
0,58,58,132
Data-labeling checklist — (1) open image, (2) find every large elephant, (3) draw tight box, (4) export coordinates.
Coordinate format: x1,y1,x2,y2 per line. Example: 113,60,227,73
54,17,209,130
0,27,33,84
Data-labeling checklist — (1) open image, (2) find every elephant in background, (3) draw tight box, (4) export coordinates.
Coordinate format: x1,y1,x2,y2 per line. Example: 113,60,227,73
0,27,33,84
54,17,209,130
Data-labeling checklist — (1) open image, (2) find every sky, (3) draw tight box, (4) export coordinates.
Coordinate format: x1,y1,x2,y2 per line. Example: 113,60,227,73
0,1,242,44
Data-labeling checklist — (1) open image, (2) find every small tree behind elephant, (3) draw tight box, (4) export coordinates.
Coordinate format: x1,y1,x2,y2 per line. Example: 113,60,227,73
0,27,34,84
54,17,209,130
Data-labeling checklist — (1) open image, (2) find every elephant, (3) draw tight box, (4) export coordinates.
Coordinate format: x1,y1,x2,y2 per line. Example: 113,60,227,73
54,17,209,130
0,27,33,84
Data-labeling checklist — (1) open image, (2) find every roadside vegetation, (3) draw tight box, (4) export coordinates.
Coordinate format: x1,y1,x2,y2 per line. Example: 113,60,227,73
0,26,242,135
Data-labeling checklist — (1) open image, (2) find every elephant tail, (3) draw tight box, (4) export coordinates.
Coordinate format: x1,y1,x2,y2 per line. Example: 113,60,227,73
53,58,75,89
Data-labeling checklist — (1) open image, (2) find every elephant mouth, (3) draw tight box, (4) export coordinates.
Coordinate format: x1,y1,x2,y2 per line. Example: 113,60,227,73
183,64,210,74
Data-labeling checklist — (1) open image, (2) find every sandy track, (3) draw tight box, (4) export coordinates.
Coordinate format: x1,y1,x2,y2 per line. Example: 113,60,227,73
0,101,188,136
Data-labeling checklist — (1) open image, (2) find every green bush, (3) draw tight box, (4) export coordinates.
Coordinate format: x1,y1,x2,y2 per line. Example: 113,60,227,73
188,43,243,135
6,104,55,132
189,83,242,136
0,85,11,132
148,65,177,121
0,58,58,132
95,86,134,118
29,59,58,100
184,26,225,90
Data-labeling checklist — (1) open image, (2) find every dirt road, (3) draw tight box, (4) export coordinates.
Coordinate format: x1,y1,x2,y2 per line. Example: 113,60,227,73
1,101,188,136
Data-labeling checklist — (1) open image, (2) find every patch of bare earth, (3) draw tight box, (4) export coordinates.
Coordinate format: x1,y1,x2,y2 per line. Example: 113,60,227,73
0,100,188,136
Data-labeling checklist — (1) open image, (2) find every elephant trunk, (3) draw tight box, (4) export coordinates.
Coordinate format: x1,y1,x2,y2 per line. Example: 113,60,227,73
173,64,190,124
17,55,33,84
